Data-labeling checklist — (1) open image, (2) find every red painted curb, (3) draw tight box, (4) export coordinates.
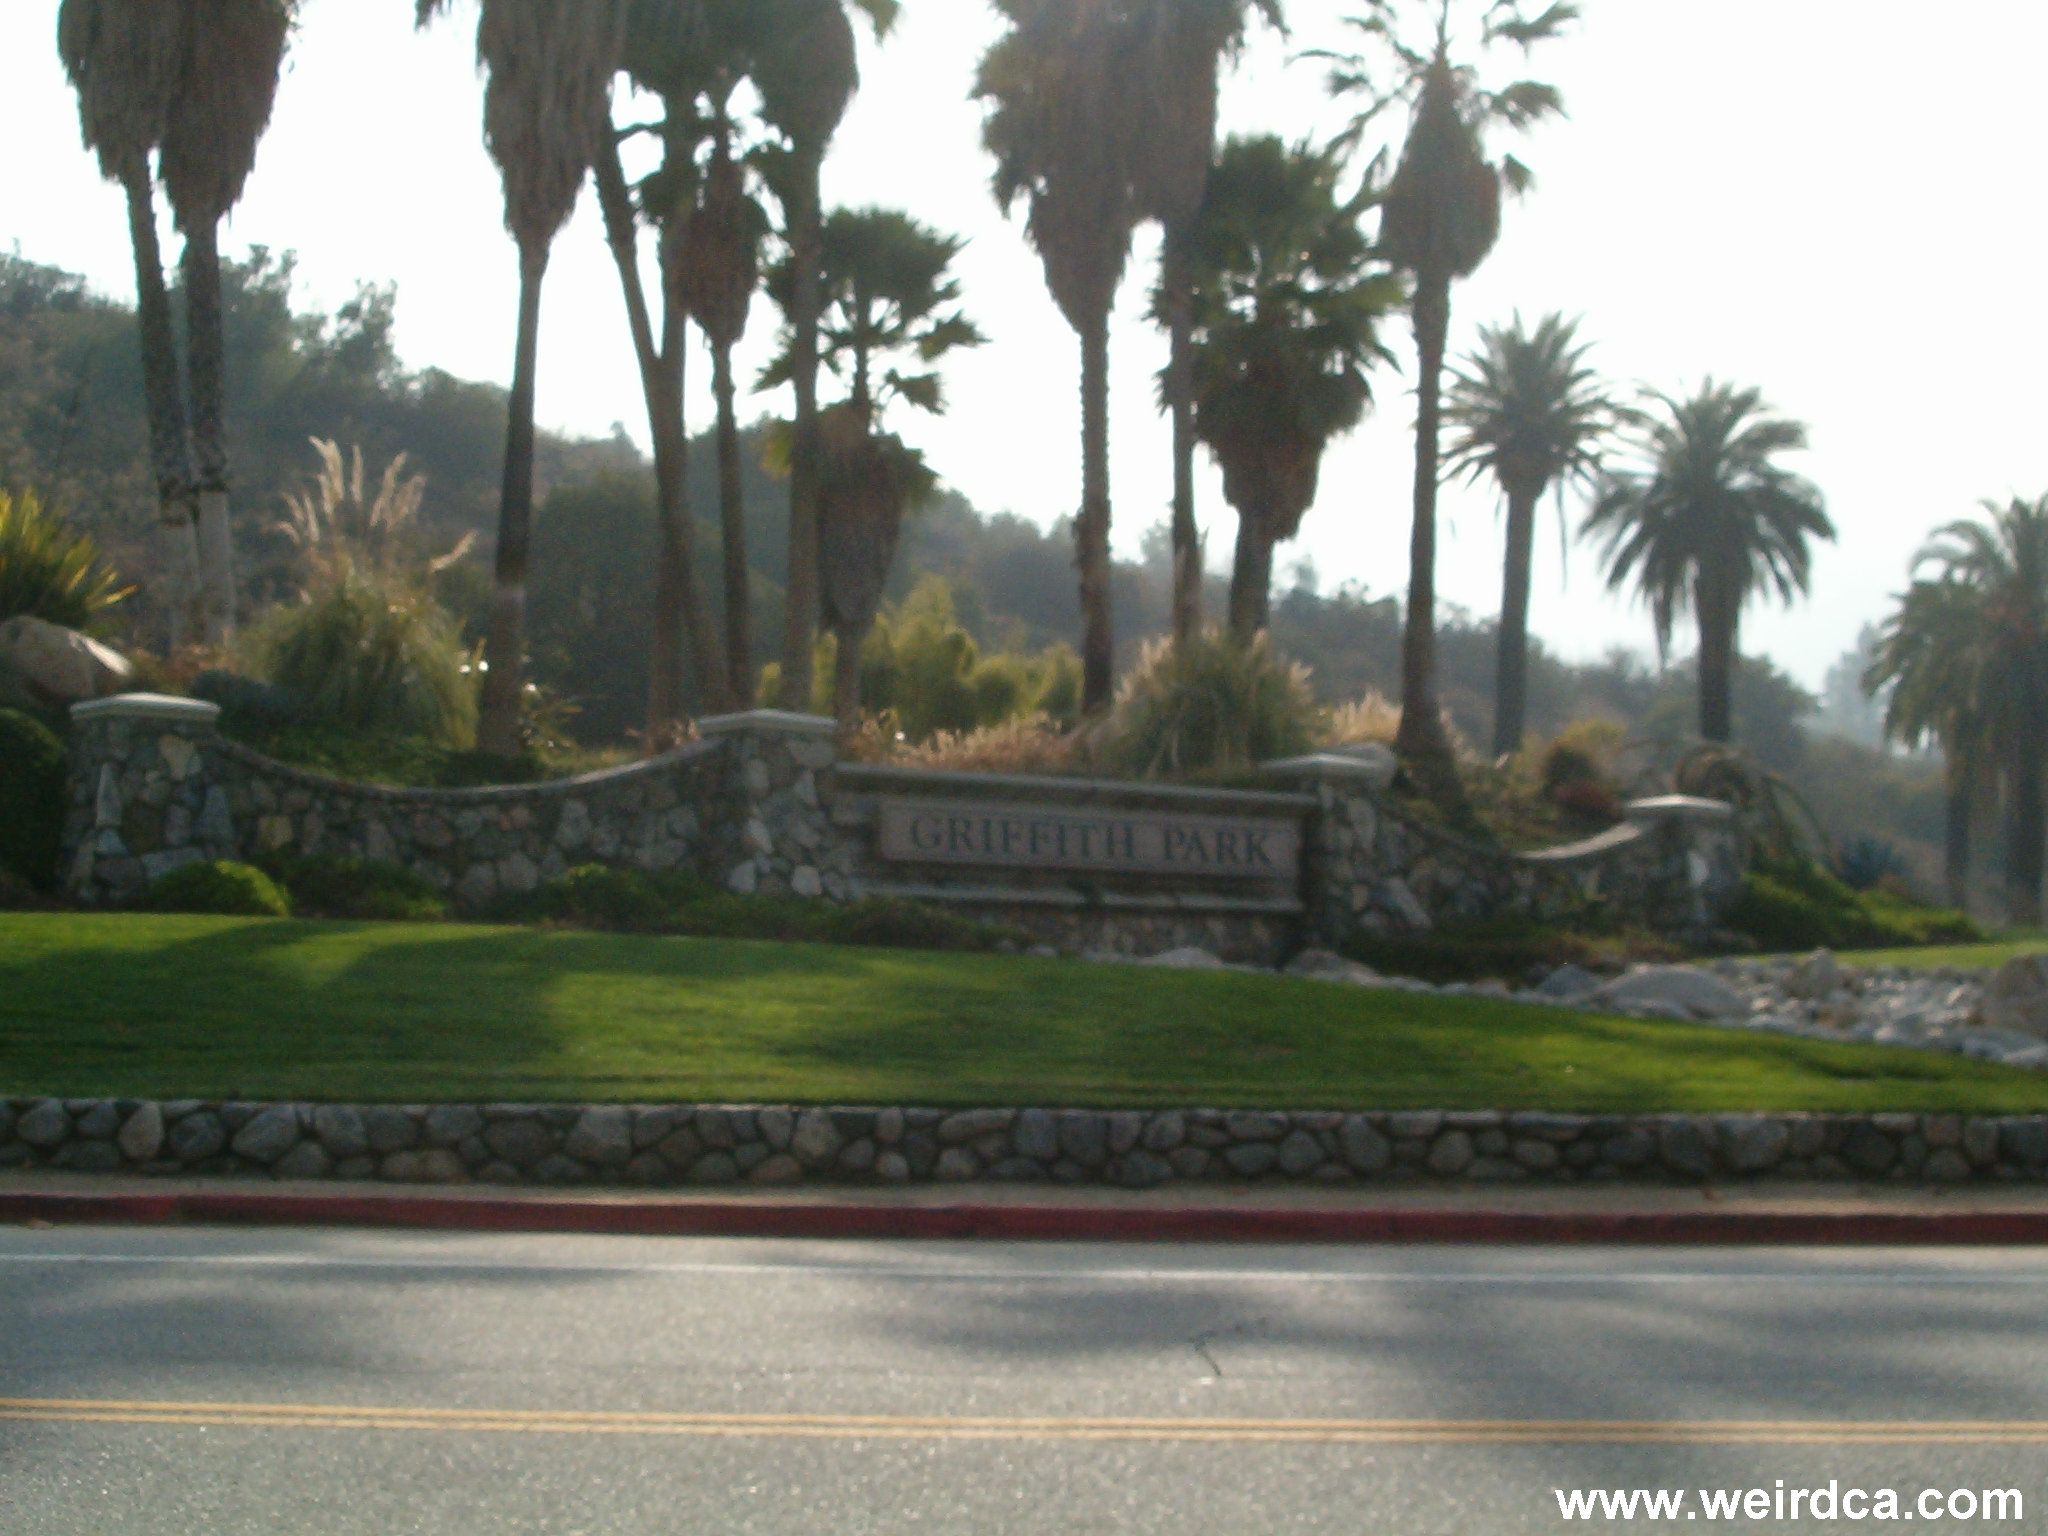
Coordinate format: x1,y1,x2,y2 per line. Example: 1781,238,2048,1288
5,1190,2048,1244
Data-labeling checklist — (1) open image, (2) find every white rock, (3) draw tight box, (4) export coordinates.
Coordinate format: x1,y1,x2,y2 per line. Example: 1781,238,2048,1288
1593,965,1748,1022
1137,946,1225,969
1535,964,1600,1002
1784,948,1843,999
1982,955,2048,1038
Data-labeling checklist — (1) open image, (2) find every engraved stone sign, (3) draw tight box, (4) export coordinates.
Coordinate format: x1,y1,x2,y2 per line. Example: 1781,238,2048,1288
877,798,1299,880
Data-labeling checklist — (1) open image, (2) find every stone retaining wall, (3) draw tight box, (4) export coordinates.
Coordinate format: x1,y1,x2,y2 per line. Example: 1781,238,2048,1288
5,1097,2041,1189
61,699,1746,947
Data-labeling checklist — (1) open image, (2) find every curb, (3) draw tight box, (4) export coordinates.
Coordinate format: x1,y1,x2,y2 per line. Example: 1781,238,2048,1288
7,1189,2048,1245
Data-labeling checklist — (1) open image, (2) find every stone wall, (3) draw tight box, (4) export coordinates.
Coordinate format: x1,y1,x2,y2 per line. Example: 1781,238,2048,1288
61,698,1744,946
3,1095,2040,1189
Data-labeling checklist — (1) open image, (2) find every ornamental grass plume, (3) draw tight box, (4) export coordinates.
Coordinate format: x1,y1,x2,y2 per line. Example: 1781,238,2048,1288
1102,629,1319,777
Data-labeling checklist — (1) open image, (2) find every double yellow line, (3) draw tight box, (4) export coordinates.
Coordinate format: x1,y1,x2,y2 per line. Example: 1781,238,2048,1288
4,1399,2047,1444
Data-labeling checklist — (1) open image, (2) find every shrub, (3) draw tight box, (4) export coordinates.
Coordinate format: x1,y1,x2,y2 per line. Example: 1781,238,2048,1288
1342,917,1680,986
1835,835,1910,892
843,712,1079,774
136,860,291,918
1726,857,1980,951
496,864,676,931
1101,630,1319,777
0,707,66,890
0,488,130,629
244,565,476,747
257,853,446,921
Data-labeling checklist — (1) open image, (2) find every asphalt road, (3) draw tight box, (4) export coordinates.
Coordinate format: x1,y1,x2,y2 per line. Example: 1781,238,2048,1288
3,1227,2046,1533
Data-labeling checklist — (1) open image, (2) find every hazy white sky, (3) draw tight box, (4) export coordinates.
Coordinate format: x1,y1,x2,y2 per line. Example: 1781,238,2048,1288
6,1,2046,688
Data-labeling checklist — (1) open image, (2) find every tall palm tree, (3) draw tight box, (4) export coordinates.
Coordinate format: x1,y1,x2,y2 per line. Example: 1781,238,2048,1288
1322,0,1575,798
1125,0,1283,647
764,208,984,723
602,0,730,731
1906,498,2048,926
1866,576,1993,909
750,0,899,715
681,95,769,705
418,0,628,755
57,0,202,648
160,0,295,645
1582,380,1834,747
1443,310,1617,756
1177,135,1402,638
978,0,1142,715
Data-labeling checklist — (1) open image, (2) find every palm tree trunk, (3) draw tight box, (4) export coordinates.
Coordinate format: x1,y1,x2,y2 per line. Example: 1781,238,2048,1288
2008,735,2046,929
1393,275,1458,796
714,341,752,706
477,241,548,757
780,145,827,712
593,139,727,735
181,219,237,646
122,162,201,651
1227,508,1274,641
1078,308,1115,713
1696,580,1738,743
1944,747,1973,911
1163,225,1201,648
832,625,861,729
1491,482,1539,757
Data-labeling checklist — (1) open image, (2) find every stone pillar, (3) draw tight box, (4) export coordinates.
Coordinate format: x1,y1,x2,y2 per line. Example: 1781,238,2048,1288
62,694,235,905
695,710,844,900
1261,745,1399,948
1619,794,1744,938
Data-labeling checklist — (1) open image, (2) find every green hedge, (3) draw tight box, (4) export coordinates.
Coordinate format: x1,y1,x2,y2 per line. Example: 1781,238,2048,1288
135,861,291,918
1726,858,1981,952
0,707,66,890
1343,916,1681,985
255,852,448,922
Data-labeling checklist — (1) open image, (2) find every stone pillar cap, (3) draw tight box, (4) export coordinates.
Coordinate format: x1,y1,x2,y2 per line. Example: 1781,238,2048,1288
696,708,839,739
1261,743,1397,792
70,692,221,725
1625,794,1734,822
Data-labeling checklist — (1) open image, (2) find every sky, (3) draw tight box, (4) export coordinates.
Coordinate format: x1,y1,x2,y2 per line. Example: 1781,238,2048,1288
6,1,2046,690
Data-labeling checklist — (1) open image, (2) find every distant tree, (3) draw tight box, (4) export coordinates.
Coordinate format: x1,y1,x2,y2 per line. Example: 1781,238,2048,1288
159,0,295,643
1584,380,1834,748
764,208,985,724
56,0,201,645
416,0,629,755
1320,0,1577,799
1176,135,1402,638
978,0,1143,714
1443,311,1618,756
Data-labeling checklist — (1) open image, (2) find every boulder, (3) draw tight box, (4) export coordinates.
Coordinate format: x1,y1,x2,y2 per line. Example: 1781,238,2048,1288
1784,949,1843,1000
1982,954,2048,1039
1137,946,1225,969
1534,964,1601,1002
1285,949,1384,986
0,616,131,705
1593,965,1747,1022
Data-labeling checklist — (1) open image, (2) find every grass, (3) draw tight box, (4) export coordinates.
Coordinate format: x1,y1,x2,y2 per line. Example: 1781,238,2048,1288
4,914,2048,1113
1834,936,2047,971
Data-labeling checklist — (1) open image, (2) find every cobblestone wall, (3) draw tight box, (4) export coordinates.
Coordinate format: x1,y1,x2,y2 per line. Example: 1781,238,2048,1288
3,1096,2037,1189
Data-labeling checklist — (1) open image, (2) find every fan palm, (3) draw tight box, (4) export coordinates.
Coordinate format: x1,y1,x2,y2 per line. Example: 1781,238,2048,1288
750,0,899,716
1124,0,1283,646
417,0,629,755
1905,498,2048,925
977,0,1143,715
764,208,984,724
160,0,296,646
601,0,730,730
1176,135,1402,638
1321,0,1575,798
1443,310,1618,755
1582,380,1834,748
56,0,201,647
1865,576,1993,909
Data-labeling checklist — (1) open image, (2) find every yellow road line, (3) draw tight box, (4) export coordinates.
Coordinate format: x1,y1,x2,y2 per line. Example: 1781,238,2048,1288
3,1399,2046,1443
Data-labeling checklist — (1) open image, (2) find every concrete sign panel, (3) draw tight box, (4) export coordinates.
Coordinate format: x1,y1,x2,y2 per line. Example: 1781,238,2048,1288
877,798,1299,880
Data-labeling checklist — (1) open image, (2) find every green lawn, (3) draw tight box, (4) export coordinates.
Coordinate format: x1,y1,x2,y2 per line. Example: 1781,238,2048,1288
4,914,2047,1113
1838,937,2047,971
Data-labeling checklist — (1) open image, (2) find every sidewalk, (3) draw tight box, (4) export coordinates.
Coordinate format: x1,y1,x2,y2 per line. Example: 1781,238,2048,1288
6,1170,2048,1244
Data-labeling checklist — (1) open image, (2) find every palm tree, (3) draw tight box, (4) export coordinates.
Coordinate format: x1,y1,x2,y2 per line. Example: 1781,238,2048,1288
764,208,984,724
1443,311,1617,756
57,0,202,648
1582,380,1834,747
978,0,1142,715
160,0,296,646
417,0,628,756
1124,0,1283,647
681,96,769,705
1177,135,1402,638
750,0,899,716
1322,0,1575,798
602,0,730,731
1906,499,2048,926
1866,576,1993,909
